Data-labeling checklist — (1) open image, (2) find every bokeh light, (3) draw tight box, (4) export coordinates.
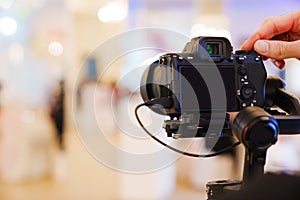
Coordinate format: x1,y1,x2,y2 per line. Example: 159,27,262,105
48,41,64,57
97,1,128,23
0,17,17,36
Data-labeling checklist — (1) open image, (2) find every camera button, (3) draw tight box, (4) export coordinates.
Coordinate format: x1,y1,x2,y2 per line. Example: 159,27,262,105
238,66,247,75
254,56,261,62
241,103,247,108
228,56,234,62
237,55,245,63
240,76,248,83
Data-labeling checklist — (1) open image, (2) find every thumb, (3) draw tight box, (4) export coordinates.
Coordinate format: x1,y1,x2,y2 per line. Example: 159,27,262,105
254,40,300,60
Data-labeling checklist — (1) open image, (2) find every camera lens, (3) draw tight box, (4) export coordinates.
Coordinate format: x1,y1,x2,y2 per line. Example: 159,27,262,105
241,85,255,100
206,43,219,55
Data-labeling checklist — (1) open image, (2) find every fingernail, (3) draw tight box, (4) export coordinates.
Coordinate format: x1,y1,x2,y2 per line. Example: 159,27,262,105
273,60,281,68
255,41,268,53
271,59,285,69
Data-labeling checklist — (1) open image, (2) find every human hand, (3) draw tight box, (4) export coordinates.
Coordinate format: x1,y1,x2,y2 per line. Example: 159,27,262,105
240,10,300,69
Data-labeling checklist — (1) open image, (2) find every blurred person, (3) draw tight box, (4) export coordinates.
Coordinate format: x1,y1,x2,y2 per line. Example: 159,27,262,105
50,80,66,150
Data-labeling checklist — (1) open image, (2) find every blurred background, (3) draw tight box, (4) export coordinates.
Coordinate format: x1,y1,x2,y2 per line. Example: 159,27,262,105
1,0,300,200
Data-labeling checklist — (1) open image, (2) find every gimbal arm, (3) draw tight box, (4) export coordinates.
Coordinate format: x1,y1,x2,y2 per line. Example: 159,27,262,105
265,76,300,134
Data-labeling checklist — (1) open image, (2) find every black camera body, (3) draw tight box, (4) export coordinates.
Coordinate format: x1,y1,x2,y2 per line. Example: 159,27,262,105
141,37,267,117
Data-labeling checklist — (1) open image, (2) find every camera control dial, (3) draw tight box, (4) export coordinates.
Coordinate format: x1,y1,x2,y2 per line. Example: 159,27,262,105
241,84,256,100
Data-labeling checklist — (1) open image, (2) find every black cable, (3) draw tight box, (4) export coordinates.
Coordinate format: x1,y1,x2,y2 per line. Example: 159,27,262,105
135,99,240,158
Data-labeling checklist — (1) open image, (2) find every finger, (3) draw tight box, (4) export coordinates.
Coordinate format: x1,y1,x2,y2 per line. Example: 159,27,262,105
271,59,285,69
254,40,300,60
240,10,300,50
262,55,268,60
272,33,290,41
241,16,292,50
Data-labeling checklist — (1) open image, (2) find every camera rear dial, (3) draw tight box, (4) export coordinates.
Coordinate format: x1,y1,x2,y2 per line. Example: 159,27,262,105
240,84,256,101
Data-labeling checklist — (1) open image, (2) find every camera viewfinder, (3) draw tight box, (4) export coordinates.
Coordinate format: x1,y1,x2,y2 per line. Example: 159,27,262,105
206,43,220,55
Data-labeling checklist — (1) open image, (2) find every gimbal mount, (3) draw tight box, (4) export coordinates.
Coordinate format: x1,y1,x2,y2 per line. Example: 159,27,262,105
205,76,300,199
160,76,300,199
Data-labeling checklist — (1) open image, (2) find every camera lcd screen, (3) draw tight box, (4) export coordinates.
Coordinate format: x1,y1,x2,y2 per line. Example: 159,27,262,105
179,65,236,112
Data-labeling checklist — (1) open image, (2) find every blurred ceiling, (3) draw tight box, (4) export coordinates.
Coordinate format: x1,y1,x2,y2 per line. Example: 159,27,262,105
65,0,115,15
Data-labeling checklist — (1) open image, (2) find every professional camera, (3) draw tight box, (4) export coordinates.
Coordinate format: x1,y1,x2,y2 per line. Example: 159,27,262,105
141,36,266,116
140,36,267,139
136,36,300,200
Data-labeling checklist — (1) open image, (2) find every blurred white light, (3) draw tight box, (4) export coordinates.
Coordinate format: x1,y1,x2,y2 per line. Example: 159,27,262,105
97,1,128,23
48,41,64,57
0,0,14,9
191,24,231,41
0,17,17,36
8,43,24,65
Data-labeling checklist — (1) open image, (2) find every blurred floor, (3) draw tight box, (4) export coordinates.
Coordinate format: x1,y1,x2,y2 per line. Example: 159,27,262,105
0,127,205,200
0,128,119,200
